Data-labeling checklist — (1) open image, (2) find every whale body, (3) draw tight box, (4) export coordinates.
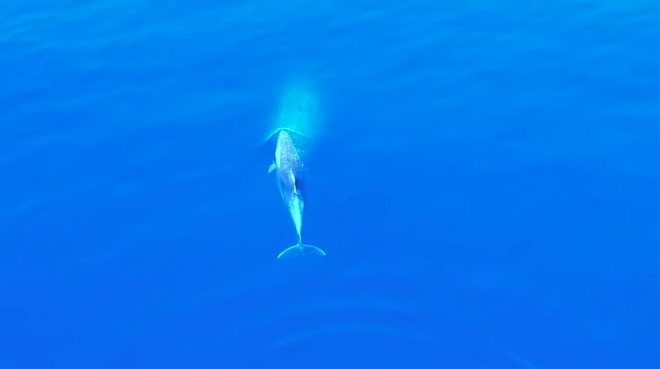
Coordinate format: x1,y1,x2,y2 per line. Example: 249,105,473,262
268,128,326,259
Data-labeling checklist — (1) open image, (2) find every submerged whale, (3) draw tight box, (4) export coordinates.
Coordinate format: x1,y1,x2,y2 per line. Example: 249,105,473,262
268,128,326,259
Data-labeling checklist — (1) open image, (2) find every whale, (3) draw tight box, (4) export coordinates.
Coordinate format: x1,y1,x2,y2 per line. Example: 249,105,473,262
268,128,326,259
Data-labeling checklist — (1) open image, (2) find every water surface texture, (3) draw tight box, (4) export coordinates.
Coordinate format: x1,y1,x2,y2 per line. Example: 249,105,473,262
1,1,659,368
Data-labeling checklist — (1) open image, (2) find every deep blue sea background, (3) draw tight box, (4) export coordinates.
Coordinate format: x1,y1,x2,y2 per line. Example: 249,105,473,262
1,1,660,368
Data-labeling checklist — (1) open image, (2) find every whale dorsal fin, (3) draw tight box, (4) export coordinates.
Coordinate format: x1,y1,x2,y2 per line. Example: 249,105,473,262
268,162,277,174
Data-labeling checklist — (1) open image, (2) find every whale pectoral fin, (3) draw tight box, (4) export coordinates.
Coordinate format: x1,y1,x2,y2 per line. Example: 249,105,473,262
268,162,277,174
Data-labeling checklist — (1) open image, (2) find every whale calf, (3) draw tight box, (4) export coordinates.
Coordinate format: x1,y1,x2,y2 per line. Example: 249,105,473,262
268,128,326,259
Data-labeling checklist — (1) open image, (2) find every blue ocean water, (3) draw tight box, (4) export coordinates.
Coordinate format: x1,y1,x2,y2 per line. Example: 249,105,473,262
1,1,660,368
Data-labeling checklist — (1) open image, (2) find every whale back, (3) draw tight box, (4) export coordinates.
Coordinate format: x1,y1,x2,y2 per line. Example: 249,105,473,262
275,131,300,170
275,130,311,201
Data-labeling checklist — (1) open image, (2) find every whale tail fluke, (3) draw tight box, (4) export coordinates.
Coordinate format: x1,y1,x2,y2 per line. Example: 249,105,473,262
277,244,326,259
